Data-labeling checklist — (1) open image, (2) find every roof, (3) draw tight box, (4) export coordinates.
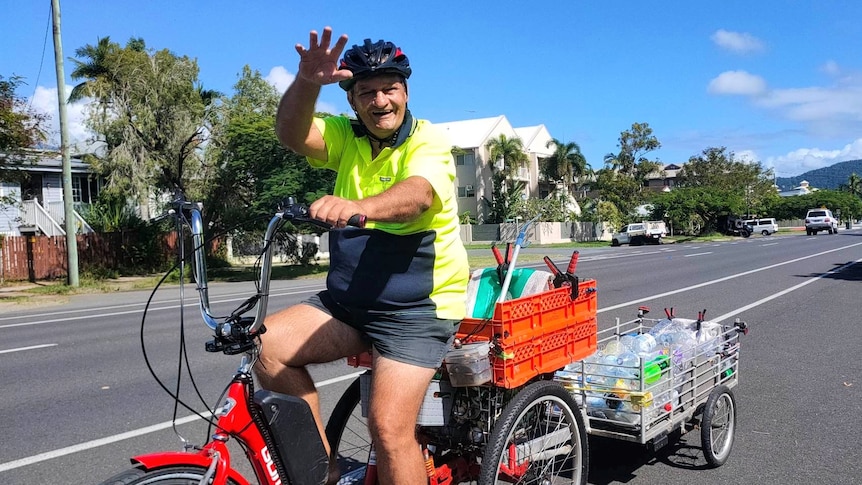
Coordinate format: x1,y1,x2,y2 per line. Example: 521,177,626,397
435,116,509,148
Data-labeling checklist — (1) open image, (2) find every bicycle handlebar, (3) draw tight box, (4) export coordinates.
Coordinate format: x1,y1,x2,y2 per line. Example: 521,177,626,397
181,196,364,343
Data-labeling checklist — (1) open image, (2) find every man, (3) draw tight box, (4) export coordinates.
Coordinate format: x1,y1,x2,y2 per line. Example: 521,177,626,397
255,27,469,485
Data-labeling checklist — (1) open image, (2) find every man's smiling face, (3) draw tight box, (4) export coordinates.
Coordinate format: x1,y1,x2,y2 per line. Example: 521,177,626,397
348,73,408,140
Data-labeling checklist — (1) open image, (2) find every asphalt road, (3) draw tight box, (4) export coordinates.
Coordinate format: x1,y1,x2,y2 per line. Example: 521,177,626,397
1,230,861,484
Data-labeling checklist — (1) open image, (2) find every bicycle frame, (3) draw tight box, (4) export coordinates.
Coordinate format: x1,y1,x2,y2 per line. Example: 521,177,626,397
125,198,331,485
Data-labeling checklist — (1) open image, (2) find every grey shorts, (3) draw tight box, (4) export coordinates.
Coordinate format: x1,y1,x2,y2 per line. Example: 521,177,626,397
304,291,458,368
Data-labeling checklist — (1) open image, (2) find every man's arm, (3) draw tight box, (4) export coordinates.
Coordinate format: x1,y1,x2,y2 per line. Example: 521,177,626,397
275,27,351,159
275,78,326,159
310,176,433,228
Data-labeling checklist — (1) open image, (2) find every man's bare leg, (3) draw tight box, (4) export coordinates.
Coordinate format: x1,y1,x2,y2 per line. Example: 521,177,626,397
253,303,368,484
368,354,437,485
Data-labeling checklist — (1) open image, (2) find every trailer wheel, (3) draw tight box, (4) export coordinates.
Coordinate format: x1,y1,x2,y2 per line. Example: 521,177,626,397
700,385,736,467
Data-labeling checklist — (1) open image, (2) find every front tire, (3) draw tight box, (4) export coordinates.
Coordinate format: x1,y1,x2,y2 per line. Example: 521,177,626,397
761,230,770,236
611,239,620,247
479,381,588,485
325,376,371,482
98,465,242,485
701,385,737,467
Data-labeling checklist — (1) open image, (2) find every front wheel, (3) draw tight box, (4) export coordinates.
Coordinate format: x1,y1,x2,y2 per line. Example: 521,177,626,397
99,465,242,485
740,229,751,238
325,376,371,483
479,380,588,485
761,230,770,236
700,385,737,467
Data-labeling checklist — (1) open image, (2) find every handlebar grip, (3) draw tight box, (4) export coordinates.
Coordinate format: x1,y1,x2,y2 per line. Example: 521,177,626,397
347,214,367,228
566,250,580,275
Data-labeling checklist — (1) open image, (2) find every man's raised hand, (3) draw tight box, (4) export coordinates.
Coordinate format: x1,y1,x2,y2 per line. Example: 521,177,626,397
294,26,352,86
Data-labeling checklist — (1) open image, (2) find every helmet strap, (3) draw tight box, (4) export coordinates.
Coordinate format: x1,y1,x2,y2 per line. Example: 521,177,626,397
351,109,415,150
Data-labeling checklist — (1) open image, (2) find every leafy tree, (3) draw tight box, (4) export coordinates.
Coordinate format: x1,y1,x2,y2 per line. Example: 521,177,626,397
594,122,662,218
679,147,778,217
482,171,525,223
205,66,335,234
769,190,862,222
71,37,220,205
649,186,743,235
0,75,48,185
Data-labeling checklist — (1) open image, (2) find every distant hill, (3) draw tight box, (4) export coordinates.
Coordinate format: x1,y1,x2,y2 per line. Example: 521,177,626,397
775,159,862,191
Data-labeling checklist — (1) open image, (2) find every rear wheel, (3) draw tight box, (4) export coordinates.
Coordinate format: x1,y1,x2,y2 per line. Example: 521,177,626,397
98,465,242,484
761,230,770,236
479,381,588,485
701,385,736,467
325,376,371,482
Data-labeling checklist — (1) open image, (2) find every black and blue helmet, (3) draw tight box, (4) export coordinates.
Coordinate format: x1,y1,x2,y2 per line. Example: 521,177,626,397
338,38,412,91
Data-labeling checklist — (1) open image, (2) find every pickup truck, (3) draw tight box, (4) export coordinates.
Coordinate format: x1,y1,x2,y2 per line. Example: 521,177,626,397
611,221,667,246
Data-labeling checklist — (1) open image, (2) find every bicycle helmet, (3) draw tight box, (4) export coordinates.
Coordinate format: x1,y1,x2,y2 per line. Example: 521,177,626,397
338,38,412,91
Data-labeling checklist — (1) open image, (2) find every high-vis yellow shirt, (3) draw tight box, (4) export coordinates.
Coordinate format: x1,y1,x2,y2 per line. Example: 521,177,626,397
308,115,469,320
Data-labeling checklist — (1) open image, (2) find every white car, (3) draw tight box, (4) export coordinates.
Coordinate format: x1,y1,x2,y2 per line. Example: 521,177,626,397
805,209,838,235
744,218,778,236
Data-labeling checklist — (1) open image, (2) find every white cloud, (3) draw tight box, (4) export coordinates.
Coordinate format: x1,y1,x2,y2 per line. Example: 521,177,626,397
264,66,347,115
821,60,841,76
711,29,765,55
707,70,767,96
29,85,92,151
265,66,295,93
765,139,862,175
755,85,862,123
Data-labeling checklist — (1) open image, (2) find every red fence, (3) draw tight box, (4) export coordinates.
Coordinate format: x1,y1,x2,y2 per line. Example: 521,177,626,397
0,232,178,282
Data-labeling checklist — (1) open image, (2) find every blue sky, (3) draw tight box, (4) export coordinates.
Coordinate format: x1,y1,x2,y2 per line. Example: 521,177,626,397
3,1,862,179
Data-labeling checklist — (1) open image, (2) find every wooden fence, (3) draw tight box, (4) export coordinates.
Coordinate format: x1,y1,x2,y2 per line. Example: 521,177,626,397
0,232,178,282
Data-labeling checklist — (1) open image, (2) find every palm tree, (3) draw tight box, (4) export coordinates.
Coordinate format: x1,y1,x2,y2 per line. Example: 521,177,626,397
844,173,862,198
68,36,117,103
485,134,527,177
543,138,590,188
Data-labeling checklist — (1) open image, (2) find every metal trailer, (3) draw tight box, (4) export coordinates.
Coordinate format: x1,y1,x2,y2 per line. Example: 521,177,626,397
557,311,749,467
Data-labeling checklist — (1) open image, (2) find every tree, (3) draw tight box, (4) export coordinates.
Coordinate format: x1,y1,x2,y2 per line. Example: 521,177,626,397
204,66,335,234
679,147,778,217
483,134,528,223
71,37,220,205
0,75,48,185
839,172,862,199
485,134,527,178
68,36,121,103
542,138,590,190
594,122,662,219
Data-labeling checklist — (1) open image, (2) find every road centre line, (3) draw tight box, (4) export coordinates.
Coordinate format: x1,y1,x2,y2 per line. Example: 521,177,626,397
598,240,862,314
0,370,366,473
0,343,57,354
684,252,712,257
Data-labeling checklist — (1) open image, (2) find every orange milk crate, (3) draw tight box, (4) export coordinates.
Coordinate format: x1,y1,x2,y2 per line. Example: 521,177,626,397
457,279,598,388
348,279,598,389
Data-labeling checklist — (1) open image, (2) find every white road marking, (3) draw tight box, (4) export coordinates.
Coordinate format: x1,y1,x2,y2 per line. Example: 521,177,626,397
0,343,57,354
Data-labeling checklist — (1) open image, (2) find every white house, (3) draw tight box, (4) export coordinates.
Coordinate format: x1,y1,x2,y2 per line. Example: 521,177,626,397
435,115,556,223
0,152,97,236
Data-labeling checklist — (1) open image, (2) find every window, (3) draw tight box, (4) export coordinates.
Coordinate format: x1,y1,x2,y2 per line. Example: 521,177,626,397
455,152,474,166
457,185,476,198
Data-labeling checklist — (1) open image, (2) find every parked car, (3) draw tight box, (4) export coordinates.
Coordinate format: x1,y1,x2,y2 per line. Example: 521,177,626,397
611,221,667,246
744,217,778,236
805,208,838,235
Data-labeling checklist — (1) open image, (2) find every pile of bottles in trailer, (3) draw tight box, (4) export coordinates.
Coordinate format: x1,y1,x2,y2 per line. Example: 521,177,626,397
557,314,731,427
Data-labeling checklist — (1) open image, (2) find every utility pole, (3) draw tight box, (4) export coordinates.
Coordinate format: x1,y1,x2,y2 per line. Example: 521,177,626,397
51,0,79,286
